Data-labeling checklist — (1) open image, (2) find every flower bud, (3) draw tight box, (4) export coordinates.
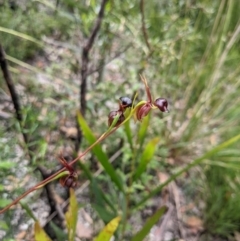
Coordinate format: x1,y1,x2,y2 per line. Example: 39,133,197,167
60,172,78,188
135,103,151,121
154,98,169,112
119,97,132,108
108,111,125,127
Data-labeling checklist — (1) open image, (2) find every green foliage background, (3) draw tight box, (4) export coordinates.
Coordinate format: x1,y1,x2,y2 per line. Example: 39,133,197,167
0,0,240,240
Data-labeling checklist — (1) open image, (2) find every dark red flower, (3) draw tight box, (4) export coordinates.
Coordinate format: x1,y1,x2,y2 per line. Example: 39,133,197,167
154,98,169,112
108,110,125,127
119,97,132,109
134,75,169,120
60,172,78,188
58,156,78,188
135,102,152,121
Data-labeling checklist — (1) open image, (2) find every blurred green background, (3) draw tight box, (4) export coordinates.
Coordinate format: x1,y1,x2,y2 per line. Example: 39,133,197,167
0,0,240,240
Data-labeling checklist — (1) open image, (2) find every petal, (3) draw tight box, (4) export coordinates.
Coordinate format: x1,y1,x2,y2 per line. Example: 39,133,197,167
154,98,169,112
137,104,151,121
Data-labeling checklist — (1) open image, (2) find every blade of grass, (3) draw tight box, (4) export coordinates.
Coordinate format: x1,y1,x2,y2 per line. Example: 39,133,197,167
94,216,121,241
20,201,37,222
77,160,92,180
0,26,43,46
133,137,160,182
134,133,240,210
91,177,117,216
130,206,167,241
65,188,78,241
137,114,150,149
34,222,53,241
49,221,68,241
77,111,124,192
124,119,133,150
92,204,116,223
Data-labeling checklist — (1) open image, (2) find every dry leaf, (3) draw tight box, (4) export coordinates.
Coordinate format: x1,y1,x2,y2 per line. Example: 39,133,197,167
60,126,78,139
76,221,93,239
234,231,240,241
16,231,27,241
183,215,203,230
158,172,169,183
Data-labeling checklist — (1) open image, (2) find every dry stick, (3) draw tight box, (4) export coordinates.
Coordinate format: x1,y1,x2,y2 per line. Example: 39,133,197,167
0,43,64,228
0,44,28,144
87,44,132,76
76,0,109,151
138,0,154,78
140,0,151,52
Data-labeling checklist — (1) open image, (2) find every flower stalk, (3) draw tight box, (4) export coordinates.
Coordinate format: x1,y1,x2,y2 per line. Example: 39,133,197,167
0,76,168,214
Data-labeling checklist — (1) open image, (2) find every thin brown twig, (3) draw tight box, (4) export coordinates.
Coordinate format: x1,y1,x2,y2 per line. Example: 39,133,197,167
0,43,28,144
0,43,65,234
76,0,109,151
45,148,123,224
80,0,109,116
140,0,151,51
0,119,121,214
87,43,132,76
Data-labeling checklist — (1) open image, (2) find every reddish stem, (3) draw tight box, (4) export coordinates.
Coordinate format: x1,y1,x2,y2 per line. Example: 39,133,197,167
140,75,152,103
0,123,120,214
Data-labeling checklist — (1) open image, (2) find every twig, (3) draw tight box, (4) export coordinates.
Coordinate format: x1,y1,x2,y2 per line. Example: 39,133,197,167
138,0,155,77
76,0,109,151
0,117,122,214
45,148,123,224
80,0,109,116
0,43,65,236
140,0,151,51
87,44,132,76
0,43,28,144
170,181,187,240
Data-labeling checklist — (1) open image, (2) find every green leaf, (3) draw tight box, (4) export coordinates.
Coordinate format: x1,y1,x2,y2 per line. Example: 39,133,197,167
137,114,150,149
133,137,160,181
124,119,133,150
92,204,116,223
94,216,121,241
34,222,53,241
36,171,69,189
20,201,37,221
135,133,240,210
215,149,240,157
0,161,16,169
0,26,43,46
203,160,240,170
0,199,12,208
49,221,68,241
91,178,116,214
130,206,167,241
0,220,9,230
65,188,78,241
77,111,123,192
78,160,92,180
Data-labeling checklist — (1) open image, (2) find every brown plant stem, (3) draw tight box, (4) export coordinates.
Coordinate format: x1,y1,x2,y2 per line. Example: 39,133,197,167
0,44,28,144
0,43,65,230
0,119,120,214
87,44,132,76
76,0,109,151
140,0,151,51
